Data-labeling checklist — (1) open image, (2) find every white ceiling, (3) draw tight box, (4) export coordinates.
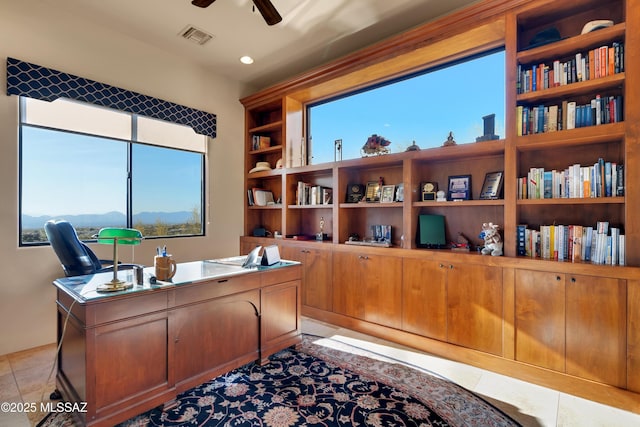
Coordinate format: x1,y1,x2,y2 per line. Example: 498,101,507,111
45,0,478,91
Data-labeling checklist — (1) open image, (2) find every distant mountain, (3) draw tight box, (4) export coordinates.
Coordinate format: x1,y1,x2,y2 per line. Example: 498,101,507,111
22,211,196,229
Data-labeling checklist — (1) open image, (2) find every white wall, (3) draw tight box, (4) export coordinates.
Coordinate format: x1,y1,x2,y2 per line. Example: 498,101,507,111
0,1,248,354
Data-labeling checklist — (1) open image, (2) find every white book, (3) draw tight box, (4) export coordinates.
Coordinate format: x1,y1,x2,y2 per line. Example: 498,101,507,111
566,101,576,129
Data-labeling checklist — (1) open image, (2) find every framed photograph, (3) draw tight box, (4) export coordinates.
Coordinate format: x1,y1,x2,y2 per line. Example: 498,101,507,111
479,171,504,200
380,185,396,203
447,175,472,201
365,181,380,202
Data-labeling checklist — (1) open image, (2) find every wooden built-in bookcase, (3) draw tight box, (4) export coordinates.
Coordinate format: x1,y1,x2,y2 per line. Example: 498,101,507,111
241,0,640,414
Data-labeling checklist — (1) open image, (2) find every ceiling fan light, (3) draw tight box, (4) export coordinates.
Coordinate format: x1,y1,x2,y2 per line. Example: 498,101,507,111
240,56,254,65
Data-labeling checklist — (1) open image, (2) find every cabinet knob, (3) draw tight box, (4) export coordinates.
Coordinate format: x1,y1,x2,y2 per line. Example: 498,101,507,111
571,277,576,283
556,276,561,281
174,338,179,343
449,264,454,269
439,263,445,268
359,255,369,260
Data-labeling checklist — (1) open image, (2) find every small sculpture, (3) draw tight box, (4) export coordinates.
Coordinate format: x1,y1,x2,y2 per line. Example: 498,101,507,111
362,134,391,156
443,131,456,146
405,140,421,152
479,222,503,256
451,233,471,252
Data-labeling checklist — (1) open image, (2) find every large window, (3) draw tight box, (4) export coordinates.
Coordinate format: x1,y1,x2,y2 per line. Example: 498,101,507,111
307,49,505,164
20,97,206,245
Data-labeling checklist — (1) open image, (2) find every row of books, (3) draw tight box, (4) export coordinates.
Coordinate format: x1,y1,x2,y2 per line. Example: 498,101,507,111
517,160,624,199
247,187,276,206
516,95,623,135
517,42,624,94
251,135,271,151
296,181,333,205
516,222,625,265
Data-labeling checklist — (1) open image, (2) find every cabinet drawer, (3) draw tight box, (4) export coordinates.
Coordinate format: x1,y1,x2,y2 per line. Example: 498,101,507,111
174,274,261,307
91,292,168,326
261,264,301,287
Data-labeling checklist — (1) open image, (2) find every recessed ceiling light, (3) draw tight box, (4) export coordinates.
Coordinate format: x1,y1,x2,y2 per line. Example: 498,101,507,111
240,56,254,65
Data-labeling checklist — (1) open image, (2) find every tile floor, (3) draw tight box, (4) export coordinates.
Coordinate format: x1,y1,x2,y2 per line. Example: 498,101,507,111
1,318,639,426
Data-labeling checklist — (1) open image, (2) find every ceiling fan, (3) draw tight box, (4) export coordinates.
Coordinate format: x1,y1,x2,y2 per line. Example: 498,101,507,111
191,0,282,26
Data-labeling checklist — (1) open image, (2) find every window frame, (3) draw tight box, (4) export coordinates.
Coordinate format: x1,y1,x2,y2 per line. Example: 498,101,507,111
305,47,506,165
18,97,207,246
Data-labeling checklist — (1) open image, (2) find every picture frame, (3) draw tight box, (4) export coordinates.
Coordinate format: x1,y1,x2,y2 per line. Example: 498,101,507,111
380,185,396,203
365,181,380,202
345,183,365,203
447,175,472,201
479,171,504,200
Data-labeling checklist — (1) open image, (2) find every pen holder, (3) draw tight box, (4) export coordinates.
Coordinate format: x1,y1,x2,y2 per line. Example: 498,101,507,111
154,255,177,281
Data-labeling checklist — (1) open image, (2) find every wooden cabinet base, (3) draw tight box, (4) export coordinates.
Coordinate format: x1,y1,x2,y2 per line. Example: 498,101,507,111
302,306,640,415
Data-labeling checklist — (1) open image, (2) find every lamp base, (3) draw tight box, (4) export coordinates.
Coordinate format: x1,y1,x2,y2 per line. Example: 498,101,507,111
96,279,133,292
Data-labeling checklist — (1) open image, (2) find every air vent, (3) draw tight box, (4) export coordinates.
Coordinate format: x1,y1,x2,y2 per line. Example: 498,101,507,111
179,25,214,45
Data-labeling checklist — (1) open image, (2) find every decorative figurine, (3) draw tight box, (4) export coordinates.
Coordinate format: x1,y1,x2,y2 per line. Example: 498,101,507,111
316,216,327,241
443,131,456,146
405,140,421,152
479,222,503,256
362,134,391,156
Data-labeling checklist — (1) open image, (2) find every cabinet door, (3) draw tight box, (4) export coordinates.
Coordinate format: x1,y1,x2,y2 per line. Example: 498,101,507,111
281,245,333,311
515,270,565,372
447,263,503,355
566,275,626,387
261,280,301,362
629,279,640,393
332,252,402,328
172,290,260,387
362,254,402,329
402,258,447,341
332,252,366,319
93,313,169,413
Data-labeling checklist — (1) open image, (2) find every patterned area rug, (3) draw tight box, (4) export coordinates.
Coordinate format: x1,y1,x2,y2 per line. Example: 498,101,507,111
38,335,521,426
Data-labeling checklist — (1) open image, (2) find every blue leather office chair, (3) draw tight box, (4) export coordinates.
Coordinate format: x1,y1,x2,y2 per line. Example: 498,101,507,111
44,219,136,277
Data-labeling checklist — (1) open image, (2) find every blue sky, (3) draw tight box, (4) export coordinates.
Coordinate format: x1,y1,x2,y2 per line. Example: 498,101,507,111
21,127,202,216
309,50,505,164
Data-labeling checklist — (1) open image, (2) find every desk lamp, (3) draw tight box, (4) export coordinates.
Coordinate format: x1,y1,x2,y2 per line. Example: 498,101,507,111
96,227,143,292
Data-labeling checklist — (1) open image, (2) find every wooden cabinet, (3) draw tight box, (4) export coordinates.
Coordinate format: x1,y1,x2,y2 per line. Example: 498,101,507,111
281,244,333,311
515,268,627,387
446,262,503,356
515,270,566,372
629,279,640,393
333,251,402,329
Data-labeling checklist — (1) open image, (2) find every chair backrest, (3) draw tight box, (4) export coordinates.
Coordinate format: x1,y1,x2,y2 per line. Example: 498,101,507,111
44,220,103,276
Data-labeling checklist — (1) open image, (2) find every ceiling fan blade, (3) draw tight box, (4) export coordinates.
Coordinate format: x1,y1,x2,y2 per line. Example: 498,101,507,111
253,0,282,26
191,0,216,8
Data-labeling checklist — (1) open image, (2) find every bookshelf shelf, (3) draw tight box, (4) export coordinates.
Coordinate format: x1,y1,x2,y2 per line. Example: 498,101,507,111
516,73,624,104
249,145,283,156
288,204,333,209
516,23,625,64
249,121,283,134
338,202,403,209
515,122,624,150
413,200,504,208
517,197,624,205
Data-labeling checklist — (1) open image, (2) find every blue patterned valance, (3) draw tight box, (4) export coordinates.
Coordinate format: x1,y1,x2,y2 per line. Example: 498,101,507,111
6,57,216,138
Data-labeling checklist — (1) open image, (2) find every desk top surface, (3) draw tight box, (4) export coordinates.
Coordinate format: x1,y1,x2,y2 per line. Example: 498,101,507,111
53,258,299,303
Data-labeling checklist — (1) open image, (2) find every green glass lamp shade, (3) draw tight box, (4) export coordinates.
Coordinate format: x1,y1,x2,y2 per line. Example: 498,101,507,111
95,228,143,292
97,228,143,245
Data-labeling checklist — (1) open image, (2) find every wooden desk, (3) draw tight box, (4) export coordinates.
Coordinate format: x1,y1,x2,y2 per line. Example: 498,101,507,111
53,260,301,427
